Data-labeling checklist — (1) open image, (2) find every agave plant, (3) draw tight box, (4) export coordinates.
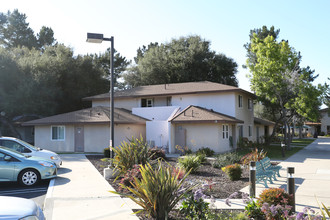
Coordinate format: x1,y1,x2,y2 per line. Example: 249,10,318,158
111,160,197,220
111,136,150,178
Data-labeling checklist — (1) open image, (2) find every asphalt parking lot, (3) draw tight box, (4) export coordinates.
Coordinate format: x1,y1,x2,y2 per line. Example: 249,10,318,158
0,179,50,207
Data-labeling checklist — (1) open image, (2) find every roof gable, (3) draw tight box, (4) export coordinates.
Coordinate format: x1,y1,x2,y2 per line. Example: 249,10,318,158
170,105,243,124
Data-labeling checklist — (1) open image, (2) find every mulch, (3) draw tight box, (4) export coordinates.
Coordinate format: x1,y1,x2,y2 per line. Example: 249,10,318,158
86,155,249,219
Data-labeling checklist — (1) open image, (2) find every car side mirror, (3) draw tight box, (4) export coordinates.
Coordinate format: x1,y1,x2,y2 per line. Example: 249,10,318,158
4,156,12,161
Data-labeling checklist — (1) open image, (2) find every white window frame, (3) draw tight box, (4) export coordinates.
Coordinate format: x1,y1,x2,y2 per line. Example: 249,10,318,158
51,126,65,141
146,98,153,107
238,95,243,108
222,124,229,139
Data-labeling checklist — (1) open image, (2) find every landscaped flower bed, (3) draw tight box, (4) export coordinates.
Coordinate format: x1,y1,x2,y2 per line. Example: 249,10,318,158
86,155,249,199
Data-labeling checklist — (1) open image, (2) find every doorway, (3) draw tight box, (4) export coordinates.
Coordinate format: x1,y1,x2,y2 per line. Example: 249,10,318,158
74,126,84,152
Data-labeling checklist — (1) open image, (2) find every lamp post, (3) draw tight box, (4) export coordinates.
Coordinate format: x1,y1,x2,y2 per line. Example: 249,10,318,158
87,33,114,159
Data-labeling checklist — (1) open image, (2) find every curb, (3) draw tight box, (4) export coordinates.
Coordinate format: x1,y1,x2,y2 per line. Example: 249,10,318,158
43,177,55,220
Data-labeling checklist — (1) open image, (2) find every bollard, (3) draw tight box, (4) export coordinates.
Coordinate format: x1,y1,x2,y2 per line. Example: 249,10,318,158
250,161,256,198
287,167,295,212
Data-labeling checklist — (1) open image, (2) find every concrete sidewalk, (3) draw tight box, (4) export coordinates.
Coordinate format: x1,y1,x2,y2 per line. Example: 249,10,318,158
44,154,138,220
240,138,330,212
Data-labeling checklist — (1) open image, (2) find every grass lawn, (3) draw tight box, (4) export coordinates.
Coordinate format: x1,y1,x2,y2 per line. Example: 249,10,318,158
236,138,315,161
291,138,315,146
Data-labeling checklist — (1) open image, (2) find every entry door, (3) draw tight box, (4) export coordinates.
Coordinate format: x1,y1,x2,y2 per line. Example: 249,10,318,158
74,126,84,152
175,127,186,150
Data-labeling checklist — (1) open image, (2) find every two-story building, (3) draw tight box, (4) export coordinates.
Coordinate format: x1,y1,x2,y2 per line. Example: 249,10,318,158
24,81,273,153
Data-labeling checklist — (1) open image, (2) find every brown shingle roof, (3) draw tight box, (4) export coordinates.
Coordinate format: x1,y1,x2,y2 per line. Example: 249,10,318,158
254,117,275,126
22,106,148,126
170,105,243,124
83,81,256,101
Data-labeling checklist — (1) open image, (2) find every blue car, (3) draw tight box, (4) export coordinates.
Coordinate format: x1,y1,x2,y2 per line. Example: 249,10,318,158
0,196,45,220
0,147,57,186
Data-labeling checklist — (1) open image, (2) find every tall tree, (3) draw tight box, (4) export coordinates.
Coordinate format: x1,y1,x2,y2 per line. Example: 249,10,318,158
0,9,38,49
0,9,55,50
124,35,238,87
37,26,56,48
91,48,130,89
246,34,324,152
244,25,280,68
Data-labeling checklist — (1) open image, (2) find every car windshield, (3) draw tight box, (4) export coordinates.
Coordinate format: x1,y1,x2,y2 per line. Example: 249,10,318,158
17,139,40,151
0,147,26,158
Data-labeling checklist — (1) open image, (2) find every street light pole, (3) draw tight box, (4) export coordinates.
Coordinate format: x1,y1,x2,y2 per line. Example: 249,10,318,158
87,33,114,158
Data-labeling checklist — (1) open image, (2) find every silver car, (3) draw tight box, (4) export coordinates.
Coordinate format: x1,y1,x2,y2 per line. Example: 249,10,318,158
0,137,62,167
0,147,57,186
0,196,45,220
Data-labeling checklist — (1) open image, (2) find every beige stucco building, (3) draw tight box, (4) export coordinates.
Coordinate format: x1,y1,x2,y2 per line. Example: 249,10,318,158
24,81,274,153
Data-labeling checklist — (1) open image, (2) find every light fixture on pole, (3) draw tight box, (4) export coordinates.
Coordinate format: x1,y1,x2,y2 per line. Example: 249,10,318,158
87,33,114,159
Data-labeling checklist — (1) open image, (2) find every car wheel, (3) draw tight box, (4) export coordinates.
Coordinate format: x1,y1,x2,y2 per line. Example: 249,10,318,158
18,169,40,186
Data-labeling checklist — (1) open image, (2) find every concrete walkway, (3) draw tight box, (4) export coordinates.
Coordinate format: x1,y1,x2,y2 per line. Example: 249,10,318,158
44,154,138,220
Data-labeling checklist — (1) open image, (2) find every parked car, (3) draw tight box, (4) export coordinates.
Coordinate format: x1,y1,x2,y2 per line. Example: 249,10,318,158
0,137,62,167
0,196,45,220
0,146,57,186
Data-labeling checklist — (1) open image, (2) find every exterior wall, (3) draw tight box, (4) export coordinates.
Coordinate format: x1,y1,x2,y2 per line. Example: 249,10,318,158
112,124,146,149
133,106,180,121
92,100,109,107
235,92,254,141
321,111,330,134
171,93,236,117
84,124,146,152
34,125,75,152
34,124,145,153
84,124,109,152
174,123,232,153
146,121,169,148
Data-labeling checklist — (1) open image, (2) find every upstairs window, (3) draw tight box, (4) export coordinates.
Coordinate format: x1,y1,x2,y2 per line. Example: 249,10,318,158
248,98,253,110
238,95,243,108
52,126,65,141
141,98,153,107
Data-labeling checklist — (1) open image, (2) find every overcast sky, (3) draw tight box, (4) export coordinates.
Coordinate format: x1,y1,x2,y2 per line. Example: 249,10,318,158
2,0,330,92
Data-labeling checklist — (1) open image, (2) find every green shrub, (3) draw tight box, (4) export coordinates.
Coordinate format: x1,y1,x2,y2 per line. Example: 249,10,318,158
196,153,207,163
258,188,293,207
103,148,110,158
148,147,166,160
196,147,215,157
112,161,196,220
178,154,201,173
222,163,242,181
112,136,150,177
212,152,241,168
